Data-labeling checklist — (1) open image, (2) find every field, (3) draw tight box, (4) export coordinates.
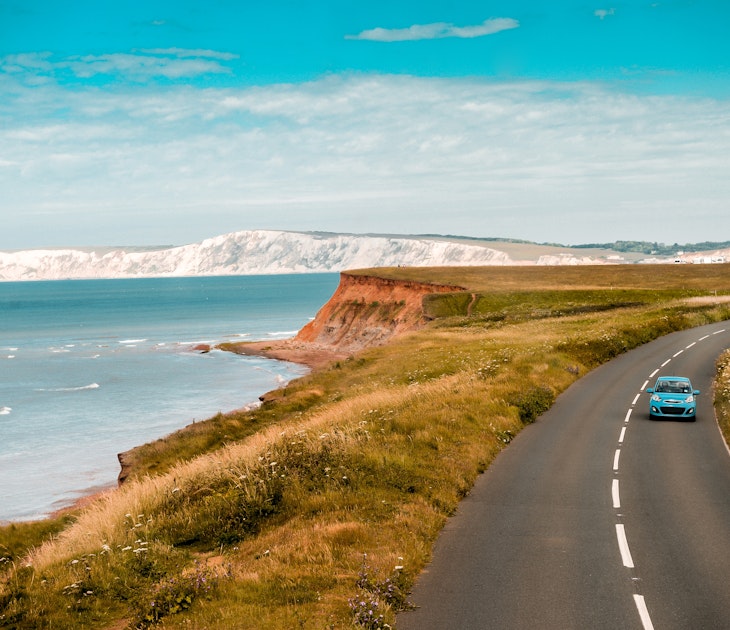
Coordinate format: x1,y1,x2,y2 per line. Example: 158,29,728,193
2,264,730,629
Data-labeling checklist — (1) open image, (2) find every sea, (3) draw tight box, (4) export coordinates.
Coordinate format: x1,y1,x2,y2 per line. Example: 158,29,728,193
0,273,339,522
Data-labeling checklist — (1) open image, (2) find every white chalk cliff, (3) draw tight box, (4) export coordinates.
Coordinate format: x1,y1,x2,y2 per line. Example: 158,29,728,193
0,231,517,281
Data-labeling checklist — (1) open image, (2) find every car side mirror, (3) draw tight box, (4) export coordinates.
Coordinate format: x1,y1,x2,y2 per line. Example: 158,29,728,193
694,389,700,395
646,388,654,394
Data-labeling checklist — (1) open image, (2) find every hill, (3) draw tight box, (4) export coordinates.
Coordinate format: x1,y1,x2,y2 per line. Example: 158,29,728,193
3,230,728,281
3,263,730,629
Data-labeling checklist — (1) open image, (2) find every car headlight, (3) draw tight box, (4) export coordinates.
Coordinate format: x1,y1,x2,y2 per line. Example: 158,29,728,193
685,395,694,403
652,394,661,402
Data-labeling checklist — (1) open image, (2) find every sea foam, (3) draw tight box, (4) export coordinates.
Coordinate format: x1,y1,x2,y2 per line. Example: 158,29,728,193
38,383,101,392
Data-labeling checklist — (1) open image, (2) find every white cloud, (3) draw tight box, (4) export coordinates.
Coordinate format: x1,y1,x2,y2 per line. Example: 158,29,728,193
137,48,239,61
0,52,54,74
594,8,616,19
0,49,237,82
64,53,233,80
346,17,519,42
1,74,729,247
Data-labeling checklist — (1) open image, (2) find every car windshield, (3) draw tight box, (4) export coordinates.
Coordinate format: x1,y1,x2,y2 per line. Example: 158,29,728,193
656,380,691,393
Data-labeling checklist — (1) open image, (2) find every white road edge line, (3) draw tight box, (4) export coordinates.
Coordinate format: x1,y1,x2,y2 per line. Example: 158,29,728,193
612,479,620,508
634,594,656,630
616,524,634,568
613,449,621,471
619,426,627,444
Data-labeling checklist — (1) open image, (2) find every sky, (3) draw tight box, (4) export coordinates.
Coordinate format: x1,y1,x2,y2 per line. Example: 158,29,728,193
1,1,729,249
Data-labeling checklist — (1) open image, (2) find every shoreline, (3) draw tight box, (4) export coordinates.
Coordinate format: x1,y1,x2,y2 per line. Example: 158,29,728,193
219,338,350,371
34,338,344,523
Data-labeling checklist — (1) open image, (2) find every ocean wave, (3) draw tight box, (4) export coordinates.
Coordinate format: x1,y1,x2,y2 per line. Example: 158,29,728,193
0,406,11,415
267,330,299,337
6,355,15,359
118,339,148,345
37,383,100,393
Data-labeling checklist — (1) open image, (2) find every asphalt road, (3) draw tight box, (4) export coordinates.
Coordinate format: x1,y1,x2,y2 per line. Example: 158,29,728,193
398,322,730,630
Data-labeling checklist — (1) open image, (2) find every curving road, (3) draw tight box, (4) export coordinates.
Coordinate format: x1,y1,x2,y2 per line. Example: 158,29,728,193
398,322,730,630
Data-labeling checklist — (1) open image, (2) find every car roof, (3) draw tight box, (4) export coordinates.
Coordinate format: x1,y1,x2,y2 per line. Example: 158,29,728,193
656,376,690,381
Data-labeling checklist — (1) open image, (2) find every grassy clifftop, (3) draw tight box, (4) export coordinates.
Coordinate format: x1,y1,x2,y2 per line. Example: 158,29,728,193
2,264,730,629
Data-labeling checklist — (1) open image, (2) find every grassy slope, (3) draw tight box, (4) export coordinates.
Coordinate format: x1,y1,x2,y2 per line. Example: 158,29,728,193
2,264,730,629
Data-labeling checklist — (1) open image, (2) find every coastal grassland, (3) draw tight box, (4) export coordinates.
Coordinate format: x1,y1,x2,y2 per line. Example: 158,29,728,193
2,265,730,629
360,262,730,292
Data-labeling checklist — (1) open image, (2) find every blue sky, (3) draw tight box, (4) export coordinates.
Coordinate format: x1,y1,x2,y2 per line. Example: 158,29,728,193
1,1,729,248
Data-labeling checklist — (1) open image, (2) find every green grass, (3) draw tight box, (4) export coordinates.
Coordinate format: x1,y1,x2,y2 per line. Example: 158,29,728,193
2,264,730,629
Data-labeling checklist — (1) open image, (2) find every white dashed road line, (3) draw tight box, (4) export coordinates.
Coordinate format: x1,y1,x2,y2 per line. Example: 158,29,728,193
633,595,656,630
613,327,726,630
616,524,634,568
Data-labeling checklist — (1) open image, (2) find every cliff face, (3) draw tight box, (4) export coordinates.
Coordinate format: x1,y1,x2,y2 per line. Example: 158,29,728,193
0,230,511,281
295,272,462,353
119,272,463,483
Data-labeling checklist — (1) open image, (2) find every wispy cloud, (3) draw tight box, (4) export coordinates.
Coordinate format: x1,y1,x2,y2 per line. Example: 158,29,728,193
0,49,238,83
0,52,54,74
594,8,616,20
137,48,239,61
65,52,234,80
346,17,519,42
2,73,728,246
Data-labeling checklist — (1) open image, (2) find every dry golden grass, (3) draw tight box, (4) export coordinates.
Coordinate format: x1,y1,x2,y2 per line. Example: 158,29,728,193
353,262,730,292
3,264,730,629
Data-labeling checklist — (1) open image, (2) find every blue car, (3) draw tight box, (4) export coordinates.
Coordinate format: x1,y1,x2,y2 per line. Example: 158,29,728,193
646,376,700,420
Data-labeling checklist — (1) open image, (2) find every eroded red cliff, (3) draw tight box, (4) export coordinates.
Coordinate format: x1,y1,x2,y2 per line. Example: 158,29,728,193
294,272,462,353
